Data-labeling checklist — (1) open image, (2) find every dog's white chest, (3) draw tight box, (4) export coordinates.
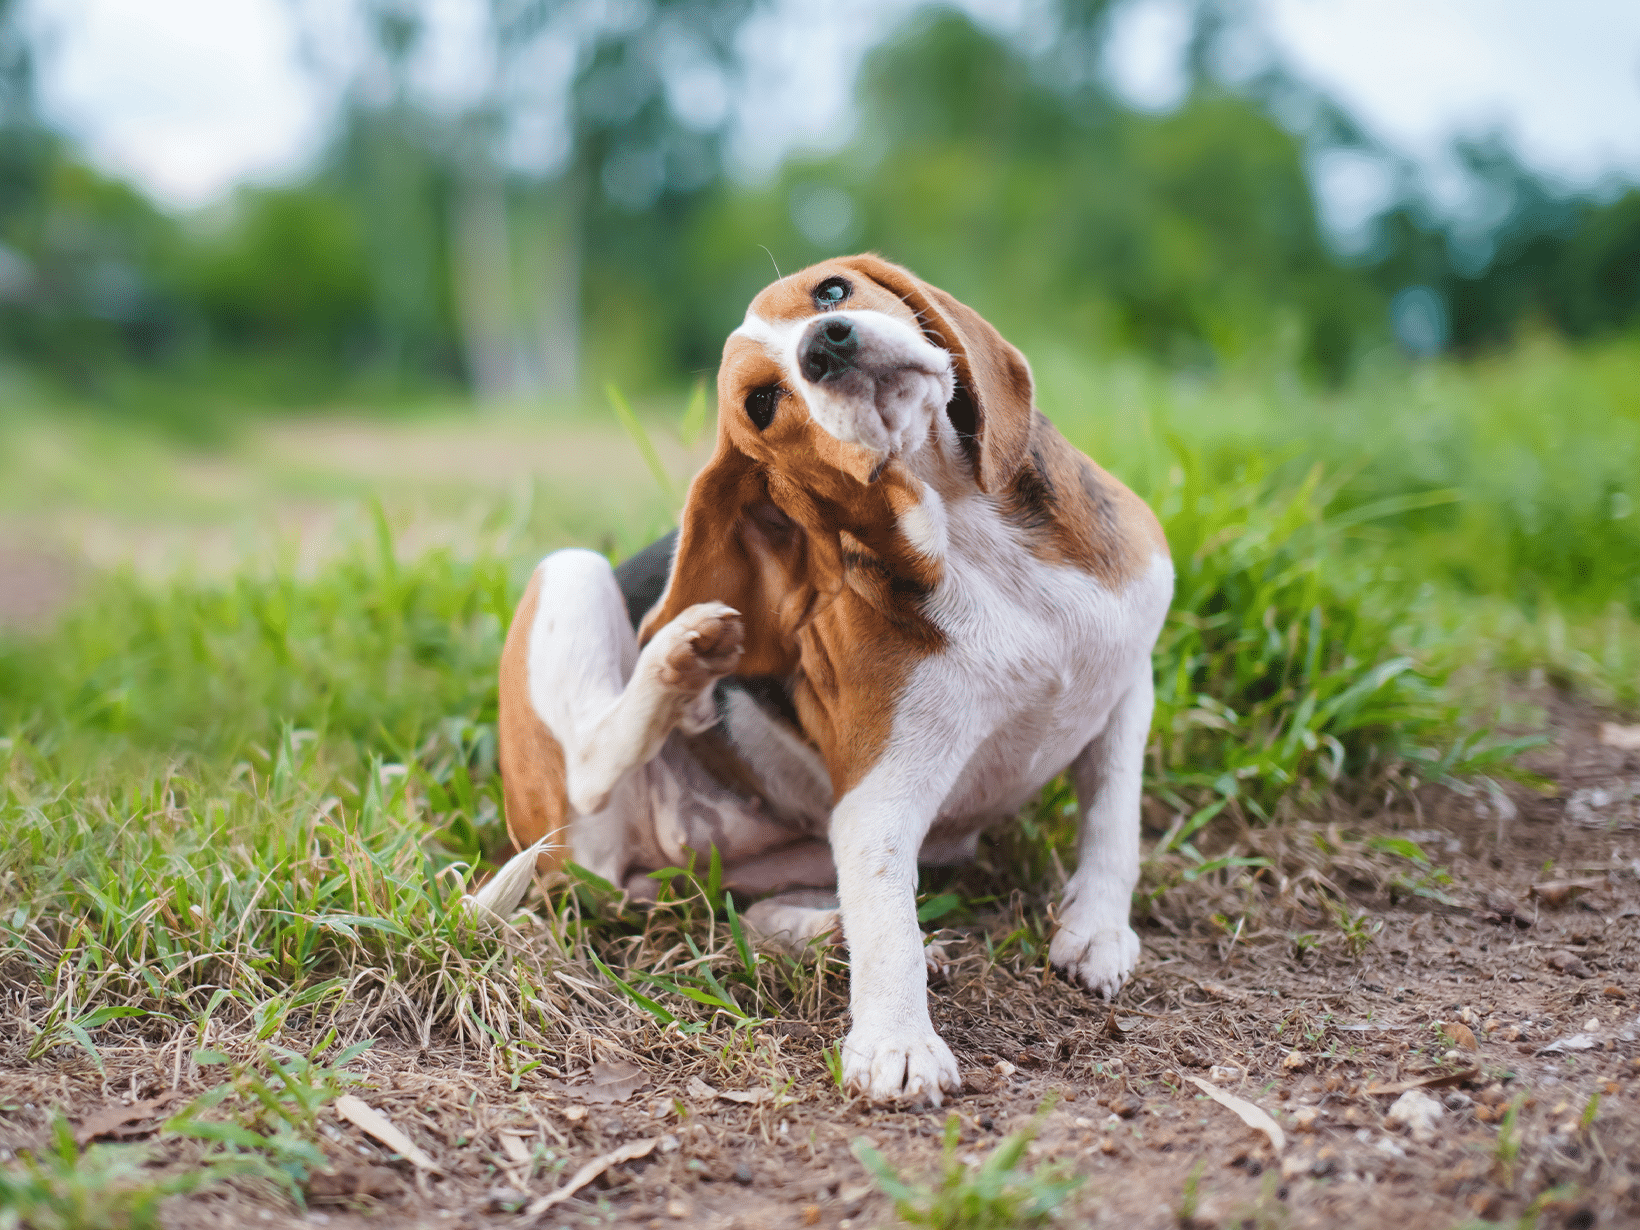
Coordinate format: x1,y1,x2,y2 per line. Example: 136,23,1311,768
901,492,1173,835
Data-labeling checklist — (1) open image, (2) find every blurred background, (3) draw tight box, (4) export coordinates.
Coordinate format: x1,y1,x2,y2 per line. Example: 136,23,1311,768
0,0,1637,697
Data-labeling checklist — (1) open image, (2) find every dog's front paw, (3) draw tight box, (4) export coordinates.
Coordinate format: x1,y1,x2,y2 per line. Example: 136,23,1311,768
842,1020,960,1105
1050,925,1140,1000
654,603,743,693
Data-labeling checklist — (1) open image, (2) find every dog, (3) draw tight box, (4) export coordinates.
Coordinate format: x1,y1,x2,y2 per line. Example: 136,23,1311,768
488,254,1172,1104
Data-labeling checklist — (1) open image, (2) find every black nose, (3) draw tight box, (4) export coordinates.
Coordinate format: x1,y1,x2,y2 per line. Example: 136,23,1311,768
799,317,859,383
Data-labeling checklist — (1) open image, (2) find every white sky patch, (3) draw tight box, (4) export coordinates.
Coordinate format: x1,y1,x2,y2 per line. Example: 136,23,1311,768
1259,0,1640,191
1102,0,1193,114
20,0,1640,212
28,0,333,209
1309,147,1400,254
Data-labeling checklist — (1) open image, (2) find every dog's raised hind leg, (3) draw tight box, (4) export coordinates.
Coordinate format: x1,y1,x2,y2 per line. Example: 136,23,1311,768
521,549,742,817
492,548,743,912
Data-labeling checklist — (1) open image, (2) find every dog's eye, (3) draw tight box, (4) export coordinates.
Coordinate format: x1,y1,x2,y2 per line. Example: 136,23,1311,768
744,385,781,431
812,276,851,309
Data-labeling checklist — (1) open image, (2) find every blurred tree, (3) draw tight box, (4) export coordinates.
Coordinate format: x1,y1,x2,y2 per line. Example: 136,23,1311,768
0,0,182,384
186,188,373,359
494,0,767,385
2,0,1637,402
687,9,1379,382
1362,135,1640,355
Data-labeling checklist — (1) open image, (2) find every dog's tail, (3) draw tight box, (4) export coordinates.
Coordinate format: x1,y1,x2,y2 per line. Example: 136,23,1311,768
460,837,554,925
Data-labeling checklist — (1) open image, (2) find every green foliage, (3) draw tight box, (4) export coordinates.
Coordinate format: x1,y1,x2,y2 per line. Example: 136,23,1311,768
166,1040,372,1203
0,515,512,773
0,731,512,1007
853,1106,1082,1228
0,1117,204,1230
8,0,1640,408
26,1004,157,1072
186,188,374,357
1148,448,1455,818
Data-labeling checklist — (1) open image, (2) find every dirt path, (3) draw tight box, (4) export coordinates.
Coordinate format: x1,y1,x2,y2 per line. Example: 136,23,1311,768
0,414,701,618
4,701,1638,1230
0,540,78,632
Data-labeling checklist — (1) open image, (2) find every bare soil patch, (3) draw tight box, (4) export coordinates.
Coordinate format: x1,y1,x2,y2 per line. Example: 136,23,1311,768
0,540,78,632
4,698,1638,1230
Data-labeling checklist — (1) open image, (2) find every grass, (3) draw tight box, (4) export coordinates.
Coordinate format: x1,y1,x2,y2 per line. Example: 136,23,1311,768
1,336,1637,1210
853,1104,1081,1229
0,1117,206,1230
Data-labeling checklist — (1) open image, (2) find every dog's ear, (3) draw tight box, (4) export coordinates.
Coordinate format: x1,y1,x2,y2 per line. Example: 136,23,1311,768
841,253,1035,493
638,439,836,676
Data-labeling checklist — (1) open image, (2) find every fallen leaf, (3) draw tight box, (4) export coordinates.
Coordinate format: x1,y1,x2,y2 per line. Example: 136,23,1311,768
307,1162,405,1204
1548,951,1593,978
498,1133,532,1165
717,1088,772,1105
1442,1022,1479,1051
686,1076,718,1101
592,1059,643,1084
1337,1022,1407,1033
1185,1075,1285,1154
1365,1067,1480,1096
581,1060,648,1105
523,1138,658,1216
1598,723,1640,750
75,1093,186,1145
1531,879,1604,908
963,1070,997,1094
1536,1033,1601,1055
1482,892,1528,931
334,1096,441,1172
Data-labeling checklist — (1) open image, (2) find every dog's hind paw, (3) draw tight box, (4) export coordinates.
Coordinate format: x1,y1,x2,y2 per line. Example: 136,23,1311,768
1050,924,1140,1001
654,602,744,694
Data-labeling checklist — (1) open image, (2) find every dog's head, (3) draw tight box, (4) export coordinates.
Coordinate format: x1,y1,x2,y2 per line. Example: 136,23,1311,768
639,254,1036,673
720,253,1033,492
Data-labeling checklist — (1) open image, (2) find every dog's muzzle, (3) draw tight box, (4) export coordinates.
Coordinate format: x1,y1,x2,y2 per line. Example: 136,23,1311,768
799,317,861,383
794,311,955,470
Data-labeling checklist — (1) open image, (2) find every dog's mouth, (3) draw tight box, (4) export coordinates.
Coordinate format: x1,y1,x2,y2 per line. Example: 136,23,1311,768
794,311,955,472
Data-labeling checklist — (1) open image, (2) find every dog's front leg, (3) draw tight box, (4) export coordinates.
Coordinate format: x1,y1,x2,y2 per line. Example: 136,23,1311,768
1049,660,1153,999
832,775,961,1104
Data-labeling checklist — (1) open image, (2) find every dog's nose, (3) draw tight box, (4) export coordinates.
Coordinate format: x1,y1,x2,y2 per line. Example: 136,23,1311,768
799,317,859,383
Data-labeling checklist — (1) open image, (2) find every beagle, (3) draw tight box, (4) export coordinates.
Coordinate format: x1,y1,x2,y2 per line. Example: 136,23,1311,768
490,255,1173,1104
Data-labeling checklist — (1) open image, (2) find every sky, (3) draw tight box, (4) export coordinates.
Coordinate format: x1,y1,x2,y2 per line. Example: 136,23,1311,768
24,0,1640,213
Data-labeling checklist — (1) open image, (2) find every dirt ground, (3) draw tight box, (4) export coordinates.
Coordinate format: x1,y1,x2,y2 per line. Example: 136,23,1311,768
4,696,1639,1230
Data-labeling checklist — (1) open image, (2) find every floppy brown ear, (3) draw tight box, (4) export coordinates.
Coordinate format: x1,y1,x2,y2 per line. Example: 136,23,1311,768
841,253,1035,493
638,439,834,677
